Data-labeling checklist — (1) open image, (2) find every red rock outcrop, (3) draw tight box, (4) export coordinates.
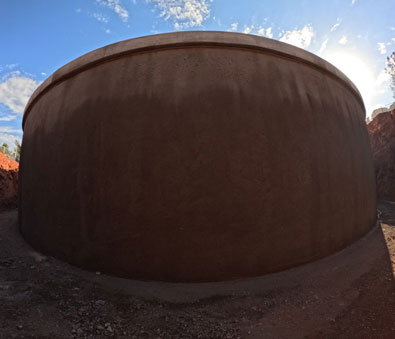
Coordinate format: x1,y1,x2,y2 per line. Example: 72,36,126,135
0,152,18,211
368,109,395,201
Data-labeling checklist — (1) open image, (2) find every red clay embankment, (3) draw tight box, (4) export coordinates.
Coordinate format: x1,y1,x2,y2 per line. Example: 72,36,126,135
0,152,18,211
368,109,395,201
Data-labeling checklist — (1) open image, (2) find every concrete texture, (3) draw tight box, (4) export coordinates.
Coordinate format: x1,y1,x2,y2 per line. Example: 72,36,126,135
19,31,377,282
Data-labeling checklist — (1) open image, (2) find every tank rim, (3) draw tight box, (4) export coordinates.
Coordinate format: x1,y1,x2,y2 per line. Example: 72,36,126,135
22,30,365,129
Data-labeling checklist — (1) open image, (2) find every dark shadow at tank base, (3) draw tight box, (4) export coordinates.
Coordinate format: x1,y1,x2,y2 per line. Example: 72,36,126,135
2,207,395,338
316,201,395,339
13,206,395,304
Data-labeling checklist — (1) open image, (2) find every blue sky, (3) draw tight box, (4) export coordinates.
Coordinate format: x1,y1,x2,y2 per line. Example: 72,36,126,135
1,0,394,149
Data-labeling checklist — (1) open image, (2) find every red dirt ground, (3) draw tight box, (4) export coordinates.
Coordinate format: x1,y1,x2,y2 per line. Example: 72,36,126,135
0,202,394,338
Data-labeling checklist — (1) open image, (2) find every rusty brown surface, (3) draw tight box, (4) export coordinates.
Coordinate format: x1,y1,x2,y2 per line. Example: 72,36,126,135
19,32,376,282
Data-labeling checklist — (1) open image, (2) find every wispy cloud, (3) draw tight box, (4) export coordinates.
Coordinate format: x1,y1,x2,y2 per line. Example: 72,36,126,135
0,115,17,122
227,23,273,39
93,12,110,23
339,35,348,45
0,75,40,114
351,0,357,5
377,42,387,54
256,26,273,38
375,69,391,93
330,19,341,32
148,0,210,30
229,22,238,31
279,25,314,49
0,126,23,135
318,38,328,55
366,70,392,116
97,0,129,22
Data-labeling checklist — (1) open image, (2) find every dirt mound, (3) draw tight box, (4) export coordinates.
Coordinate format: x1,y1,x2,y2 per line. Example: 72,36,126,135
0,152,18,211
368,109,395,201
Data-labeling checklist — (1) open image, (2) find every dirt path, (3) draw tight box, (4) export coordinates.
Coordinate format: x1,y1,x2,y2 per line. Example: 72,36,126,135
1,203,395,338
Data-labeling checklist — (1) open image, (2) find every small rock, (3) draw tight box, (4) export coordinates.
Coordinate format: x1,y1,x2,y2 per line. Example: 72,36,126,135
29,251,47,262
95,300,106,305
17,325,23,330
95,271,101,275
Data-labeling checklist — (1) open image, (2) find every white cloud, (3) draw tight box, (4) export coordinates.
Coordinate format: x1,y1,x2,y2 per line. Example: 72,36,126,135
243,25,253,34
97,0,129,22
105,28,111,34
149,0,210,29
318,38,328,55
330,19,341,32
229,22,238,31
351,0,357,4
0,126,23,150
256,26,273,39
0,127,23,135
377,42,387,54
0,75,40,114
266,27,273,39
0,133,21,150
375,70,391,93
367,70,393,116
257,27,264,36
0,115,17,122
93,12,109,23
339,36,348,45
279,24,314,49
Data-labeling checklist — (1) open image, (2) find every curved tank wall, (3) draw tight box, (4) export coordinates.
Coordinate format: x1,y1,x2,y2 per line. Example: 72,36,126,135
19,32,377,282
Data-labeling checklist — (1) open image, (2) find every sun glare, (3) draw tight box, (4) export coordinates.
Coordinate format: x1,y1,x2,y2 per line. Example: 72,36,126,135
324,52,375,114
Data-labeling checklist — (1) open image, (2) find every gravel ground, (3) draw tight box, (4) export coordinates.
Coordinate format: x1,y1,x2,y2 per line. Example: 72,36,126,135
1,202,395,338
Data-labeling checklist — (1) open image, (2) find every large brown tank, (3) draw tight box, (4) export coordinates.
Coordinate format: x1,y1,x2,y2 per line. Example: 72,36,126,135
19,32,376,282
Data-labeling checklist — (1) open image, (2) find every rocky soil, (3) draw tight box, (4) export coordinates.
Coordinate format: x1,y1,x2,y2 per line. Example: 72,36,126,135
368,109,395,201
1,202,395,338
0,152,18,211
